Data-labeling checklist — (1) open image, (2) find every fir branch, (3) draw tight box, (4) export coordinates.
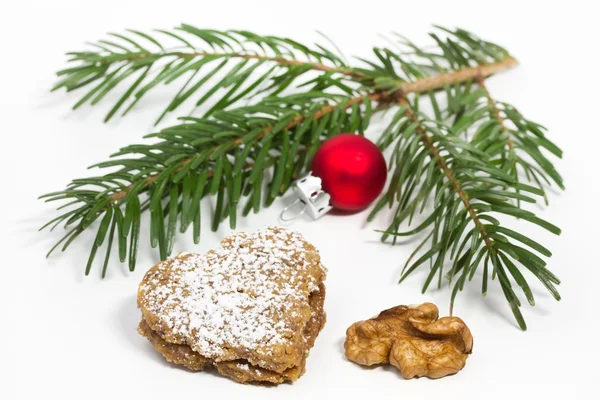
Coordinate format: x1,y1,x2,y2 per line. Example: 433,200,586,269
40,91,376,275
43,25,522,278
41,26,562,330
52,24,519,125
365,27,561,331
107,91,382,205
53,24,361,124
374,94,561,330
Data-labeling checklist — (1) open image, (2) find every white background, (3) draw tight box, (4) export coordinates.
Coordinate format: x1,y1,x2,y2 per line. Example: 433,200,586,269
3,0,600,399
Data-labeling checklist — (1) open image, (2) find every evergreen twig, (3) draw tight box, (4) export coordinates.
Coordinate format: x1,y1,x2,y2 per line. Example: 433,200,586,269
42,26,562,329
52,25,362,124
375,95,560,330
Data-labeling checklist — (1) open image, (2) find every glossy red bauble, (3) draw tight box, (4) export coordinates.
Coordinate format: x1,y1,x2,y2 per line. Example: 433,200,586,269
311,134,387,211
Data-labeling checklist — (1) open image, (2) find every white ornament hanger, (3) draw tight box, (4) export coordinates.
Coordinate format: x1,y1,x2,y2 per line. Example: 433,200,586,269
279,172,333,221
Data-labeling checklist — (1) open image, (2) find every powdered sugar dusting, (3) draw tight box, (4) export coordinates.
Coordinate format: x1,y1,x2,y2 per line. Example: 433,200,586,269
139,226,325,360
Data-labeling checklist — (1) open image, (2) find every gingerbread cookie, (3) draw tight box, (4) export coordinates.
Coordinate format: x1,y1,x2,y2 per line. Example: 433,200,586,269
137,227,327,384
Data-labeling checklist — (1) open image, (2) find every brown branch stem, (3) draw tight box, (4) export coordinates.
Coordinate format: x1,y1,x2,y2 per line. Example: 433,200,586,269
476,76,515,151
397,97,494,253
110,50,365,78
401,56,518,94
113,51,518,87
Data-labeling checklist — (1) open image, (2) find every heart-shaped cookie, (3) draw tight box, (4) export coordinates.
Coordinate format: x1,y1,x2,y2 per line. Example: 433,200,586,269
137,226,327,384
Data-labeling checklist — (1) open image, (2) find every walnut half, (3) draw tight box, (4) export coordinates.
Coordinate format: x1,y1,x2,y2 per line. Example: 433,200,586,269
344,303,473,379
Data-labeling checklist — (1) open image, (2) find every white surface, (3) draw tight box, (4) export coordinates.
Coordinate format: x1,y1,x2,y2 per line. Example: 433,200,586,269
3,1,600,399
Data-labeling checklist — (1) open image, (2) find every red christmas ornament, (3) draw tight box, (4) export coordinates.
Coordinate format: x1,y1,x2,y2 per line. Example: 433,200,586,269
311,134,387,211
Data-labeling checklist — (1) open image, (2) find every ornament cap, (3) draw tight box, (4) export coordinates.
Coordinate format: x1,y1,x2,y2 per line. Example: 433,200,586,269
279,172,333,221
